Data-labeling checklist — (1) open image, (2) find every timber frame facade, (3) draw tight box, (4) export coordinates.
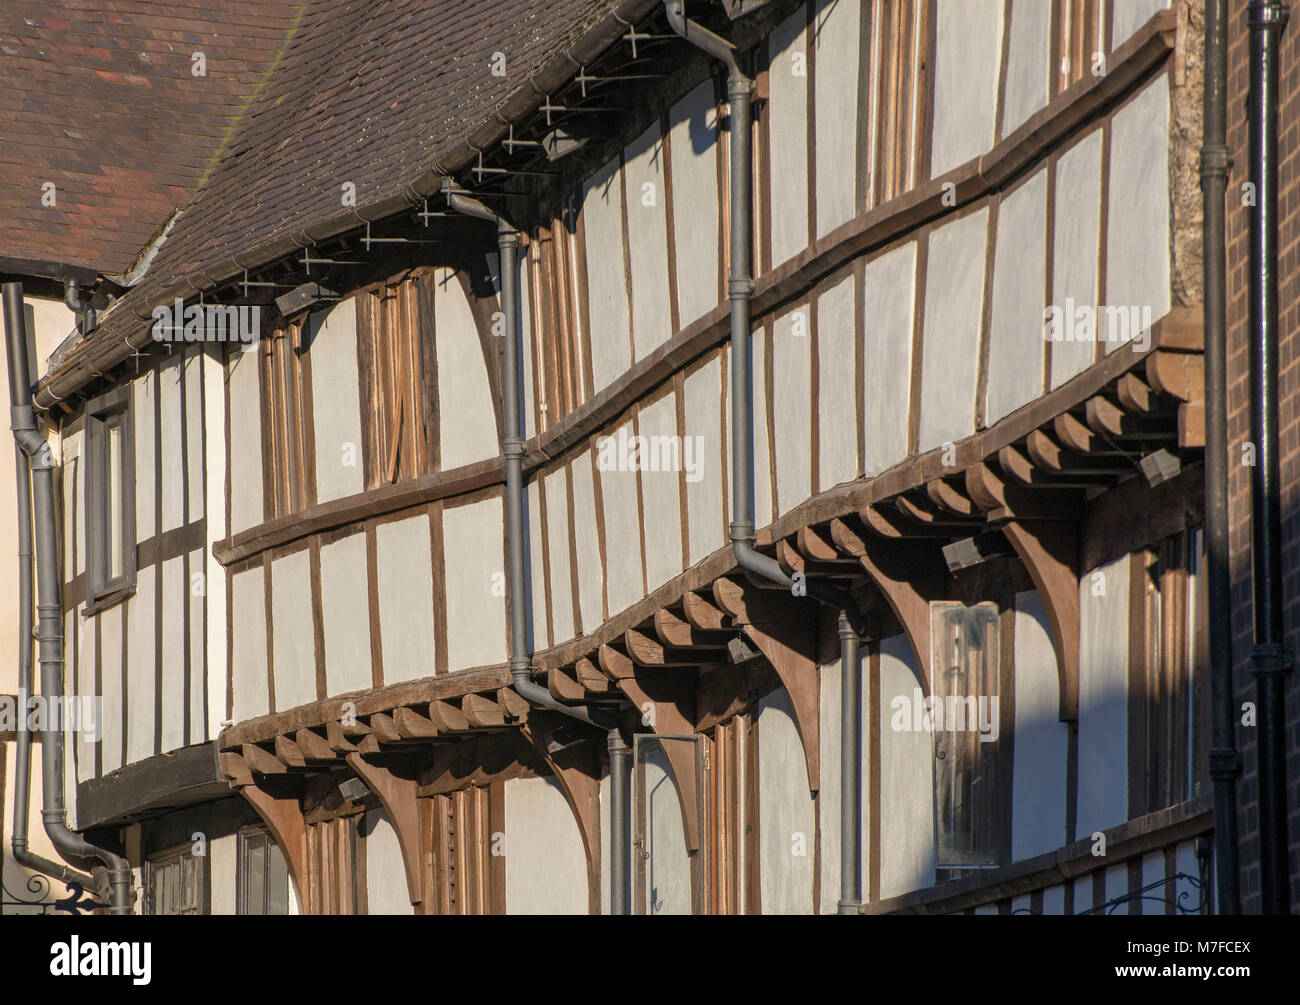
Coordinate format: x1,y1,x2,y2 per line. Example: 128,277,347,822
1,0,1292,916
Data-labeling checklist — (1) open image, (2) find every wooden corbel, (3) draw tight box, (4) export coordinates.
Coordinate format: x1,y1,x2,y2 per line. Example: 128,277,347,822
615,668,701,851
520,717,603,915
855,537,946,695
345,752,426,911
967,461,1080,721
741,618,820,793
238,777,310,914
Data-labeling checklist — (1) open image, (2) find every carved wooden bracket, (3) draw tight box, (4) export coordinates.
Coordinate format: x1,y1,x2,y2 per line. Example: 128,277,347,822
856,539,946,694
521,717,602,915
345,752,425,910
616,669,701,851
999,519,1080,721
238,779,309,914
741,618,820,794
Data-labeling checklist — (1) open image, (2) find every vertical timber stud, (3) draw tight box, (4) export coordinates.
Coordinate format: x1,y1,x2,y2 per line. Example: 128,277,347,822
1247,0,1293,916
1202,0,1242,915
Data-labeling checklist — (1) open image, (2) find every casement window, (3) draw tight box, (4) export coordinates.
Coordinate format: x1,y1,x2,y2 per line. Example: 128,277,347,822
866,0,929,208
930,602,1002,870
306,814,362,915
237,825,290,915
84,387,136,606
145,842,208,915
427,785,502,915
1054,0,1105,93
528,206,589,433
1130,529,1202,817
355,274,432,486
260,321,314,517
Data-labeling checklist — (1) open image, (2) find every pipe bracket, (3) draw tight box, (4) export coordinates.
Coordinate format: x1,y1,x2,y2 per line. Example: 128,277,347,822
1248,642,1293,677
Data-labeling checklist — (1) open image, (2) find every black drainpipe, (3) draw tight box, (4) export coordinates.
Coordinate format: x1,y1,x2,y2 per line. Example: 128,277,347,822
3,282,132,914
1201,0,1242,916
63,278,96,337
442,183,632,914
664,1,867,915
1246,0,1292,916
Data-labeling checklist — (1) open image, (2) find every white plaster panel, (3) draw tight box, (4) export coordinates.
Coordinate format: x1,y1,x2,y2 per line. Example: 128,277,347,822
525,477,548,651
624,121,673,361
74,612,95,784
930,0,1004,178
308,301,364,503
133,373,156,541
773,305,812,516
504,775,588,914
442,497,507,670
126,570,156,763
1113,0,1168,47
160,556,185,751
600,421,644,616
99,604,123,774
769,7,810,266
1011,590,1070,862
188,546,205,742
544,467,575,644
231,566,268,723
813,0,860,238
638,392,684,591
918,209,988,453
751,326,773,529
1002,0,1052,136
879,633,936,899
1042,884,1066,914
271,549,316,712
375,515,436,682
641,742,692,914
158,356,184,532
183,347,204,520
60,432,82,581
1106,76,1171,350
669,82,720,328
817,275,857,490
684,356,724,565
364,809,414,915
582,157,632,391
227,349,263,535
320,532,372,697
435,267,499,469
986,169,1047,424
1077,555,1130,837
758,687,815,913
570,452,605,633
1051,129,1104,387
862,242,917,476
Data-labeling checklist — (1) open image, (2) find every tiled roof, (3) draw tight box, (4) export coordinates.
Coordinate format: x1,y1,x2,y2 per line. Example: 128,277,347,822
32,0,660,406
0,0,304,277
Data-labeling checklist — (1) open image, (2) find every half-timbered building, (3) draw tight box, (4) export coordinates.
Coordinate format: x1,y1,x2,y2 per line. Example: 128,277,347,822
2,0,1296,916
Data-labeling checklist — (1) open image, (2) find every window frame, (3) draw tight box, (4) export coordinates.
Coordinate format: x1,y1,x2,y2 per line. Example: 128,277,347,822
83,385,136,609
236,823,291,915
144,840,209,916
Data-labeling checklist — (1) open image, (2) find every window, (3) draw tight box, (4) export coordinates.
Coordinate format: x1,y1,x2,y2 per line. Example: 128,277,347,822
84,387,136,606
867,0,929,207
355,274,432,486
1130,529,1201,817
237,825,290,915
1054,0,1105,94
259,320,314,516
528,206,589,433
145,843,207,915
930,602,1002,869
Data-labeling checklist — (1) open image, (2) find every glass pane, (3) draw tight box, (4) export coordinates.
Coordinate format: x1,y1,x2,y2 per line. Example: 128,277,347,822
267,840,290,915
247,839,267,915
107,422,123,579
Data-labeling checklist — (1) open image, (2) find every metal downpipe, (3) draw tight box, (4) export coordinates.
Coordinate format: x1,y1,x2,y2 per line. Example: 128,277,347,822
667,1,863,913
445,186,630,912
3,282,132,913
1201,0,1242,916
1246,1,1292,916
